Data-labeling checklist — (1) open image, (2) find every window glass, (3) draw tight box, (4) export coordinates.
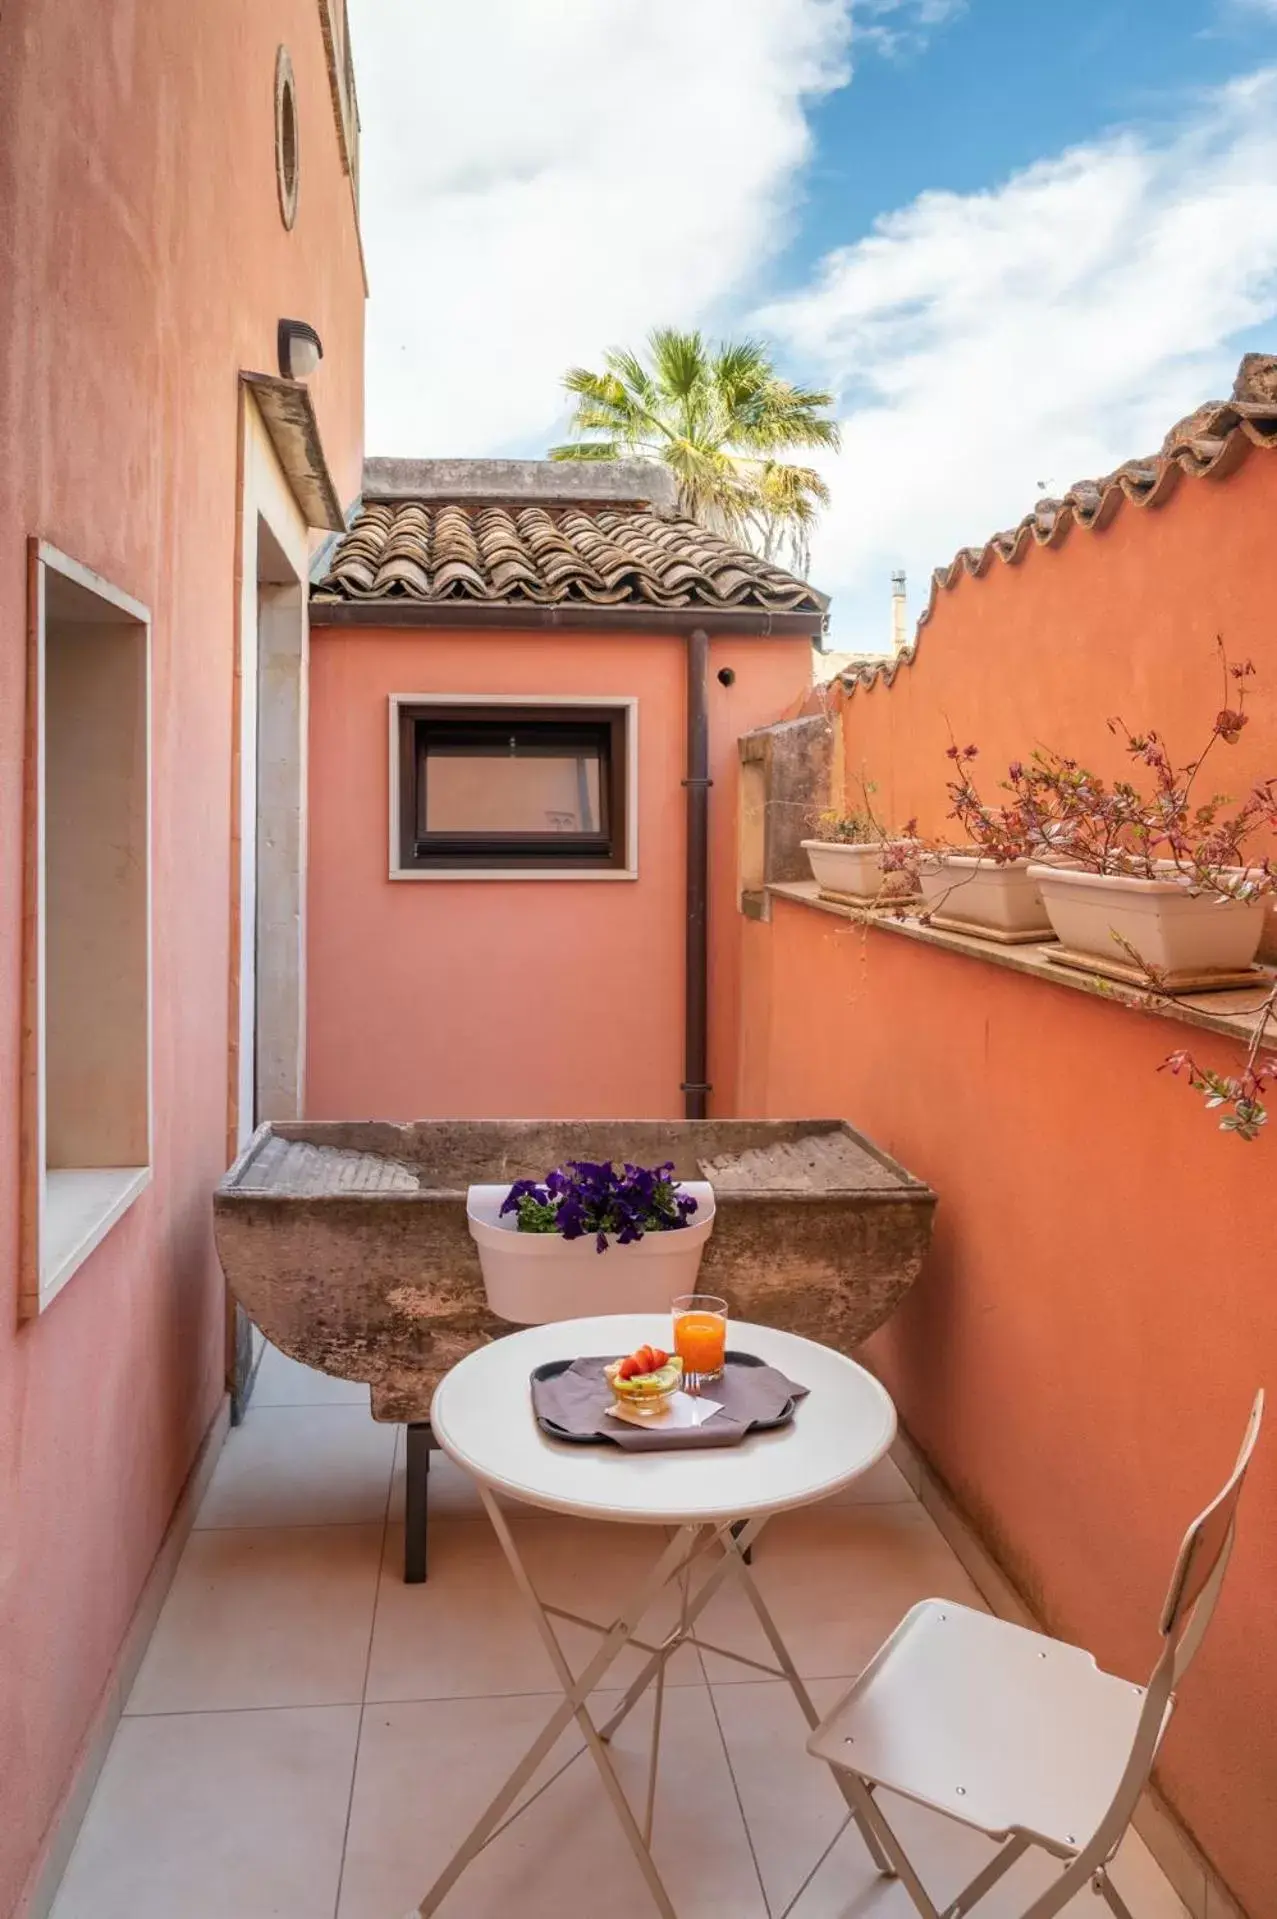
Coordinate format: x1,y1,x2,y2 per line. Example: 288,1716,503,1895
419,732,603,837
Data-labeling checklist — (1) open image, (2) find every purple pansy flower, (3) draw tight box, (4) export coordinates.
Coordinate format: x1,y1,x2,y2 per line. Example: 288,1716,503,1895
499,1158,698,1253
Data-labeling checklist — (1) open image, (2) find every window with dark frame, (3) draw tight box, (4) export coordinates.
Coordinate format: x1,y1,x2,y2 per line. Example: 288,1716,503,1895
397,704,629,871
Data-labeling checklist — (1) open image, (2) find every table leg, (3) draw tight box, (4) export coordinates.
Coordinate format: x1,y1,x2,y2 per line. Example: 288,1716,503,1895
716,1530,896,1879
407,1497,702,1919
599,1523,894,1882
598,1514,771,1741
404,1424,431,1584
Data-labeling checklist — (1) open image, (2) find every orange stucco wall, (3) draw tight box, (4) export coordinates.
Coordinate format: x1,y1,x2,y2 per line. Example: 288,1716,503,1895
831,446,1277,839
0,5,364,1910
305,627,810,1120
738,449,1277,1916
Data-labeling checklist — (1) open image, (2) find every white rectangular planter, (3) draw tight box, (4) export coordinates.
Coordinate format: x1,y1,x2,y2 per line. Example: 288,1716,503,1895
918,854,1053,937
1027,864,1267,976
802,839,917,901
467,1181,716,1325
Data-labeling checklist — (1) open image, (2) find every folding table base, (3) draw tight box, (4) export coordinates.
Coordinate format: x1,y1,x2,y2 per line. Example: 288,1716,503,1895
406,1494,893,1917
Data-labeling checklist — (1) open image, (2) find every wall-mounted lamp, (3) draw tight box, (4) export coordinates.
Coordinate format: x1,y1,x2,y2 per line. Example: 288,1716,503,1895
277,318,324,382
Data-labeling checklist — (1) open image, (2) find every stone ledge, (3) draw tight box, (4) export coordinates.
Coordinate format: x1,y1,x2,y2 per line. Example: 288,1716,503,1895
360,455,679,508
766,879,1273,1050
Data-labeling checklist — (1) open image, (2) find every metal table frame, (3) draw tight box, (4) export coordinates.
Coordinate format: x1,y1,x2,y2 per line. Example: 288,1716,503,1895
406,1488,891,1918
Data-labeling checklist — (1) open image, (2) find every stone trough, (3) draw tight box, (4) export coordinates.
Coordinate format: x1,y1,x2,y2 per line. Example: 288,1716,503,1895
214,1118,936,1577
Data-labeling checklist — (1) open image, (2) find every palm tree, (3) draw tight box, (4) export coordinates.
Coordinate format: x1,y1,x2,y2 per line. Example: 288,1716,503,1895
549,328,840,576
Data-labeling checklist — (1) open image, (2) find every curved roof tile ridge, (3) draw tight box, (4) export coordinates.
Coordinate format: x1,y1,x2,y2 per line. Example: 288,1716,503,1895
310,493,825,616
841,351,1277,697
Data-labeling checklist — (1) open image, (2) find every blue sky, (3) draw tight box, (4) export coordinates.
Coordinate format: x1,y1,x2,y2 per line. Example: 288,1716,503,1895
790,2,1277,283
352,0,1277,644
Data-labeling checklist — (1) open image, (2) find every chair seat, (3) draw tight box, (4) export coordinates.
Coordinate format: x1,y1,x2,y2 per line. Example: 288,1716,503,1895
808,1599,1160,1853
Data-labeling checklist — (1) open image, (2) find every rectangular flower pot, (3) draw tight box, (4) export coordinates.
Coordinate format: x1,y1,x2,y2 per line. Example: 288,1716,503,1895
1027,864,1267,976
467,1180,716,1325
918,854,1053,937
802,838,917,902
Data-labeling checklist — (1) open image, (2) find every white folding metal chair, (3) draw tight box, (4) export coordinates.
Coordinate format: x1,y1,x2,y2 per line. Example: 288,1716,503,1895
808,1392,1264,1919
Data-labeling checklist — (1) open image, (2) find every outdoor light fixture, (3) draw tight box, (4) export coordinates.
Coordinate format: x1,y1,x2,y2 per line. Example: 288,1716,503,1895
277,318,323,381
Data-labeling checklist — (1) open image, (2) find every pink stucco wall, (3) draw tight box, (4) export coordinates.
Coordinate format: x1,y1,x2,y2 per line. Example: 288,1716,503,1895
0,5,364,1910
305,627,810,1120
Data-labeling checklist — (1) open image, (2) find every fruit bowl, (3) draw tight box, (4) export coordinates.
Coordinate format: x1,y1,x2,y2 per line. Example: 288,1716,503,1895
604,1347,684,1418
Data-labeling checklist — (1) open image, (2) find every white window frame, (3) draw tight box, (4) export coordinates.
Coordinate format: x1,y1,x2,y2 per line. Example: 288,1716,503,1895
21,541,153,1318
388,693,639,881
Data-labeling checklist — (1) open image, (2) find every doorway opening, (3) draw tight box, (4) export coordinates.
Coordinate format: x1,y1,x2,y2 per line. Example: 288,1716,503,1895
230,486,307,1418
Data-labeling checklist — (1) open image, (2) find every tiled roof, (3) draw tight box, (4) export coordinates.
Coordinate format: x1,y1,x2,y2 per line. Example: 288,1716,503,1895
842,352,1277,695
310,499,826,617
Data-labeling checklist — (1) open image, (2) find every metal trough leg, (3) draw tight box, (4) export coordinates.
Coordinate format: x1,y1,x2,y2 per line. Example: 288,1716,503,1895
404,1423,432,1584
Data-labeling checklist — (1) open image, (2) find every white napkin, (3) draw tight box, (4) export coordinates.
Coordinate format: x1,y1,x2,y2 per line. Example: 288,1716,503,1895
606,1390,724,1432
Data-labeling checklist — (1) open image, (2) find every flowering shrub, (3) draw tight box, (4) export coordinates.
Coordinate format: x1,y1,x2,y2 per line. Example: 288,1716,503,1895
811,776,917,847
946,653,1277,897
1162,1048,1277,1143
501,1160,699,1253
812,807,881,844
943,744,1059,864
943,646,1277,1139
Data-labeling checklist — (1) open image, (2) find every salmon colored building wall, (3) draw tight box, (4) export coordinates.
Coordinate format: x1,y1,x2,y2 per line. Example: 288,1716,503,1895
737,445,1277,1917
0,7,364,1912
306,627,810,1120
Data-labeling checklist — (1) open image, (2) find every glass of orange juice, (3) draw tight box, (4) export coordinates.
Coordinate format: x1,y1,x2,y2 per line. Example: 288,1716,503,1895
672,1294,728,1390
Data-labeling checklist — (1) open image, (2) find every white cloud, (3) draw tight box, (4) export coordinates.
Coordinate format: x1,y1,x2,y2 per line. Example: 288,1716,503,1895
349,0,852,455
856,0,966,58
347,9,1277,653
758,70,1277,644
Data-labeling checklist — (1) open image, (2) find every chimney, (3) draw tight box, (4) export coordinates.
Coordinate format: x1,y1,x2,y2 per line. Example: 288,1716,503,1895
890,571,907,654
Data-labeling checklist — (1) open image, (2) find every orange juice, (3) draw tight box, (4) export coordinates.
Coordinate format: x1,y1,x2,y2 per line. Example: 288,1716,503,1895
672,1296,727,1379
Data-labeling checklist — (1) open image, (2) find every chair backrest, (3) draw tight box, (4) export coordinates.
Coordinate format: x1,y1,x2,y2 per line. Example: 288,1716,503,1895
1160,1388,1264,1680
1023,1393,1264,1917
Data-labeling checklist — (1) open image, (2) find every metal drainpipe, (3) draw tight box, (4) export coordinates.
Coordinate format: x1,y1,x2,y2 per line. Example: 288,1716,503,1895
683,627,712,1120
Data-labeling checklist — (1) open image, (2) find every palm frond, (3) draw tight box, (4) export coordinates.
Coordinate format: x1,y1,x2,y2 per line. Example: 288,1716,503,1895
729,380,842,454
549,328,839,570
710,337,771,417
602,347,660,410
562,366,629,406
755,461,832,512
649,327,711,402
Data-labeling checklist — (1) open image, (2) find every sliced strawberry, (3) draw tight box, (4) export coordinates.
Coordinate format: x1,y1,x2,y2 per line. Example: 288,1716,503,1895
633,1346,655,1374
616,1355,640,1380
649,1348,669,1368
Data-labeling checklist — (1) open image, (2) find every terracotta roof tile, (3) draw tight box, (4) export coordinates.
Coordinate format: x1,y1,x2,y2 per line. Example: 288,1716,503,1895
312,499,825,617
842,352,1277,696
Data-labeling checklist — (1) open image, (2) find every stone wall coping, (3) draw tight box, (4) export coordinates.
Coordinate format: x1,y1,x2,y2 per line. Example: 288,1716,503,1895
766,880,1272,1051
360,456,679,507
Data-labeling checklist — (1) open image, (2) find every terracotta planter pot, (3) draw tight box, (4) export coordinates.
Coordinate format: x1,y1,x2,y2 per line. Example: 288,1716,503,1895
1026,864,1267,975
918,854,1053,937
802,838,918,901
467,1181,716,1325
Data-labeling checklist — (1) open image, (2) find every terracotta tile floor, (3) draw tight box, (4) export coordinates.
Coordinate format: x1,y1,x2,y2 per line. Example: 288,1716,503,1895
51,1346,1191,1919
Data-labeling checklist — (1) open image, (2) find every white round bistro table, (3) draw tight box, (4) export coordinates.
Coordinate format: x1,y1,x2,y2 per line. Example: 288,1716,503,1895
409,1314,898,1919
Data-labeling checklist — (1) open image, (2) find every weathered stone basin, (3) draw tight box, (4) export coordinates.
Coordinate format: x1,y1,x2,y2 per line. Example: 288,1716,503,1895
215,1119,937,1423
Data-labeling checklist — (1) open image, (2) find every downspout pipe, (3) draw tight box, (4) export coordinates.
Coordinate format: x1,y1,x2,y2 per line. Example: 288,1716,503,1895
683,627,711,1120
